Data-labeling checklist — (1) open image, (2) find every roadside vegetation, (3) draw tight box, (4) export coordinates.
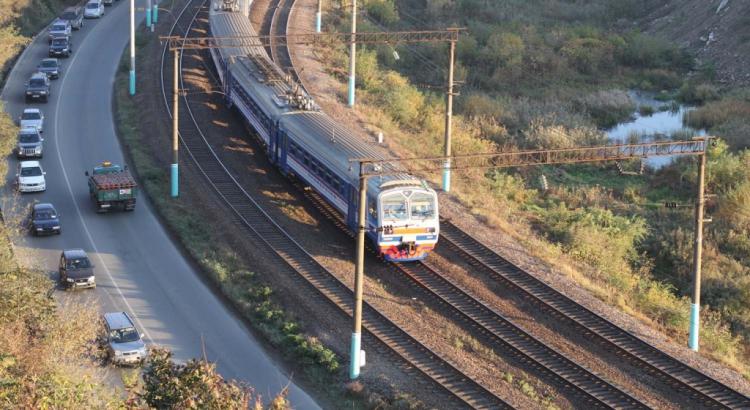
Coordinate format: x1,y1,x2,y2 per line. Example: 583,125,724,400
0,4,292,409
318,0,750,377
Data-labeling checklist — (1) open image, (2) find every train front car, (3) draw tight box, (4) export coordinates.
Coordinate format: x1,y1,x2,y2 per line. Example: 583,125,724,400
375,180,439,262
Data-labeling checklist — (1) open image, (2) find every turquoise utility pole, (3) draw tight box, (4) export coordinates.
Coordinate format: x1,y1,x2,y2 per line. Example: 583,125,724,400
442,37,456,192
348,0,356,107
171,49,180,197
153,0,159,24
689,153,707,351
146,0,152,28
129,0,136,95
315,0,322,33
350,162,367,379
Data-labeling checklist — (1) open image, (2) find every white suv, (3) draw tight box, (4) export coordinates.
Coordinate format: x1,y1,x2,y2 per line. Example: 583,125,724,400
84,0,104,18
19,108,44,133
17,161,46,193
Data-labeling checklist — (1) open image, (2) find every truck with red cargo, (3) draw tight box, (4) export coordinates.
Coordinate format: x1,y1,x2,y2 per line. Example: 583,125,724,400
85,162,137,212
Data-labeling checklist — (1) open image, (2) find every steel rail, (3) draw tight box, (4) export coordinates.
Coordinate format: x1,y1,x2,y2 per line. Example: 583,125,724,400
439,221,750,409
156,2,511,408
300,178,650,409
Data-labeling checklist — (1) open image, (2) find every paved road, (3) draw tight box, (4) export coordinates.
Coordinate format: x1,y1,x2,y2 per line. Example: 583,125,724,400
1,2,318,407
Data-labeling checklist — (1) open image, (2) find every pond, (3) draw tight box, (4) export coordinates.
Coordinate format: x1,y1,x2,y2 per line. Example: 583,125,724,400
607,91,705,168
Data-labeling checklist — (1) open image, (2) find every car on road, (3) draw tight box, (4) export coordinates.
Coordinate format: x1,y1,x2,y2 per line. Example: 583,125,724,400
84,0,104,18
49,36,73,58
59,249,96,289
29,203,61,236
37,58,62,79
25,72,51,102
16,161,46,193
102,0,114,5
19,108,44,132
103,312,148,365
16,127,44,159
48,19,71,43
60,6,84,30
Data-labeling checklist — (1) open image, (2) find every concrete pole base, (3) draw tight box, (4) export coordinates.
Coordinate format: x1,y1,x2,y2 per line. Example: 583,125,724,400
689,303,700,351
171,163,179,197
349,332,361,379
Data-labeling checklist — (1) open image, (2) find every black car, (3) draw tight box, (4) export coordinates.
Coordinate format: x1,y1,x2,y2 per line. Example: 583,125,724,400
29,203,60,236
60,6,84,30
59,249,95,289
37,58,61,79
49,36,73,58
25,72,51,103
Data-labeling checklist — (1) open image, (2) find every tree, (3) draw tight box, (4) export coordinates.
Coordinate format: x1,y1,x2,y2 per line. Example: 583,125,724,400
141,347,274,409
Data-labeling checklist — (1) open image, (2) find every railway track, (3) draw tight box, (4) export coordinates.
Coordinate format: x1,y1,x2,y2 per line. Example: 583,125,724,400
267,0,304,89
158,1,750,409
157,1,511,408
439,222,750,409
302,182,650,408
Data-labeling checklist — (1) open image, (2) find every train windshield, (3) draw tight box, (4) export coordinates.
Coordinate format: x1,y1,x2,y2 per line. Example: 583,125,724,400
382,193,408,221
410,192,435,220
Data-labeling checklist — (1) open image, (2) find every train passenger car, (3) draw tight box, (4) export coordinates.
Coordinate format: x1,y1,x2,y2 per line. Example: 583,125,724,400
207,4,439,261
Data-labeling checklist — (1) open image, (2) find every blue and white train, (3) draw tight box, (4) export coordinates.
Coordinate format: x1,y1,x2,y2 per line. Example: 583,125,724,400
207,3,439,261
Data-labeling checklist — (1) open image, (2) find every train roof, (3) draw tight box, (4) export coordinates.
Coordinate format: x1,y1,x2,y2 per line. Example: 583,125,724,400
209,8,430,193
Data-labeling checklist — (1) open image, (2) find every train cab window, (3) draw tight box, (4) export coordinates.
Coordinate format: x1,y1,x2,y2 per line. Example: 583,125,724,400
368,198,377,219
382,193,408,221
410,192,436,220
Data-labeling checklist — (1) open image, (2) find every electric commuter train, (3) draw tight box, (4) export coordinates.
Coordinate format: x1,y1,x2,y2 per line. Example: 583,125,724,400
207,3,439,261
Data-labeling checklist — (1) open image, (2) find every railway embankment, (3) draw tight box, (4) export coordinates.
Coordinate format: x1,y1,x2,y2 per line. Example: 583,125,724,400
112,1,750,409
286,0,750,394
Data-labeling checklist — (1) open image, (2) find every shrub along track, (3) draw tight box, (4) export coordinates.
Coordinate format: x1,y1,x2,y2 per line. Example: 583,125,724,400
158,0,510,408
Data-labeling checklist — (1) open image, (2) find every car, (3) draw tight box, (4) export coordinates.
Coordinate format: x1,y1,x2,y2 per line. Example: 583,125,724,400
16,161,46,193
102,0,114,5
37,58,61,79
102,312,148,365
19,108,44,132
49,36,73,58
25,72,51,102
48,19,71,43
29,203,61,236
84,0,104,18
59,249,95,289
16,127,44,159
60,6,84,30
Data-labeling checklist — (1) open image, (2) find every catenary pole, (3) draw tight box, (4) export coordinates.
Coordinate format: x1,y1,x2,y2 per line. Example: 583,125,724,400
689,153,707,351
350,162,367,379
171,49,180,198
442,37,455,192
316,0,322,33
146,0,152,28
347,0,356,107
129,0,136,95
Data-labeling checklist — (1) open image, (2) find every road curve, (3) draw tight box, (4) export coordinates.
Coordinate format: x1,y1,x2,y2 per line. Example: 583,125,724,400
1,2,318,407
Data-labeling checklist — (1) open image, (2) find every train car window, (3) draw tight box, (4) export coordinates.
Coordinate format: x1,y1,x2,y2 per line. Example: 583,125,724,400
410,192,436,219
381,193,408,221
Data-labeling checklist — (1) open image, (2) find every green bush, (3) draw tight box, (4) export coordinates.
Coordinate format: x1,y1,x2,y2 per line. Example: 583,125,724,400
365,0,399,25
678,82,721,104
